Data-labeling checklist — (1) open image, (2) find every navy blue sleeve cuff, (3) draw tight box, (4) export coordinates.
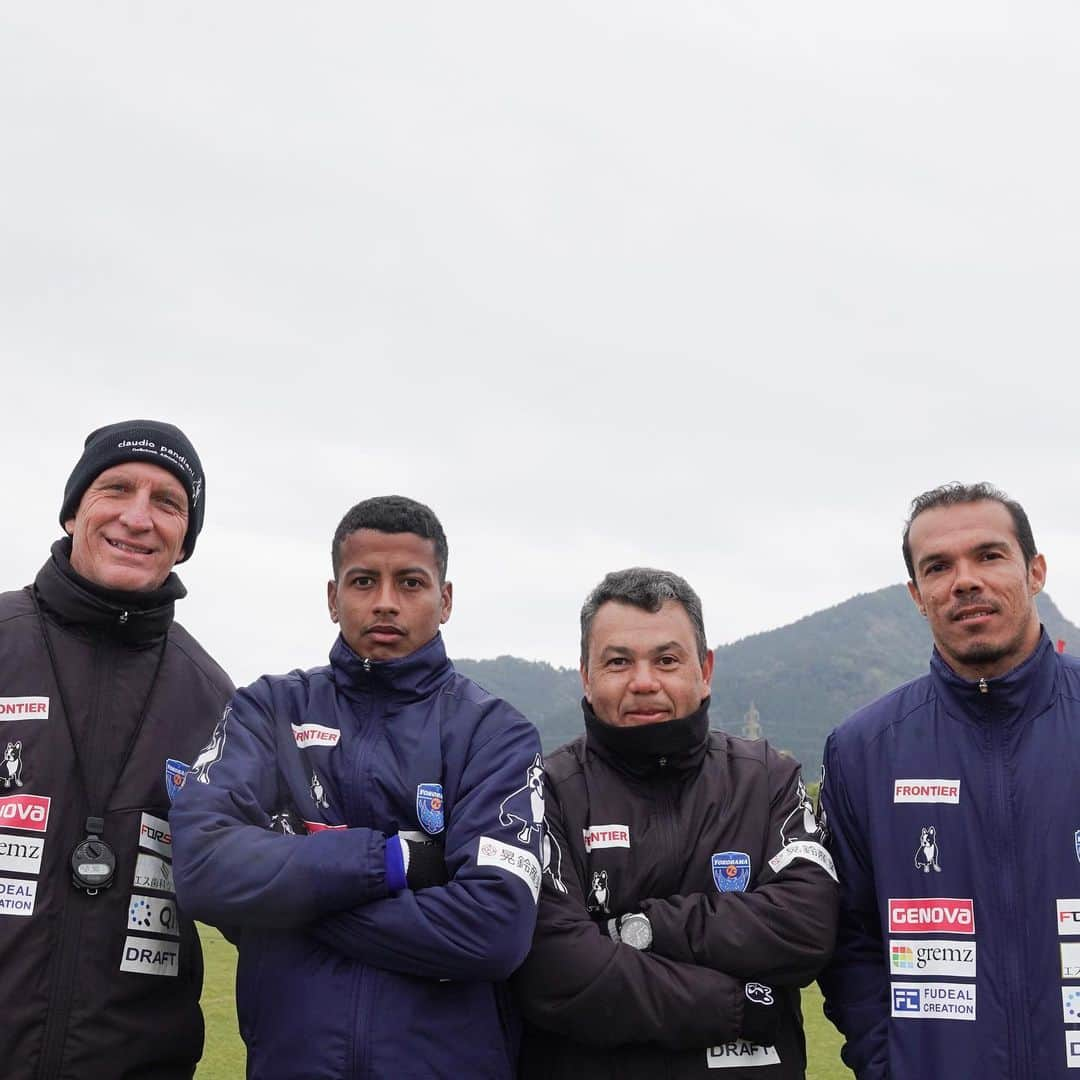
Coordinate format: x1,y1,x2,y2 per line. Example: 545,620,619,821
384,835,407,894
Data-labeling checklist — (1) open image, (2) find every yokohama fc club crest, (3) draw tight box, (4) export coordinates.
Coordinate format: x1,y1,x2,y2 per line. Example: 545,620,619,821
417,783,445,835
712,851,751,893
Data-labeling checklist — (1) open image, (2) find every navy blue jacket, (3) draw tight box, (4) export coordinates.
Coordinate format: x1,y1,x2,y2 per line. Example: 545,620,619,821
819,631,1080,1079
171,633,544,1079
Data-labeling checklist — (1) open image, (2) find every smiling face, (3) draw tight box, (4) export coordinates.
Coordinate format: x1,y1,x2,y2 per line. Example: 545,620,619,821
906,499,1046,680
64,462,189,592
581,599,714,727
327,529,452,661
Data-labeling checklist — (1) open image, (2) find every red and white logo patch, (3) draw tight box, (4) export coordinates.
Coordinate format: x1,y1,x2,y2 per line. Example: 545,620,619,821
893,779,960,804
0,794,50,833
0,697,49,721
303,820,347,833
889,898,974,934
582,824,630,852
291,724,341,749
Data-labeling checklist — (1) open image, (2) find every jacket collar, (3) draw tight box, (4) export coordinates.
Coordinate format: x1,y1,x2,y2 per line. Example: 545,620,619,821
33,538,182,644
929,627,1058,725
329,631,455,703
584,696,711,778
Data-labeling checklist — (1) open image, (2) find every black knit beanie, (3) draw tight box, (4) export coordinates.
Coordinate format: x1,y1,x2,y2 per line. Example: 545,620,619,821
59,420,205,562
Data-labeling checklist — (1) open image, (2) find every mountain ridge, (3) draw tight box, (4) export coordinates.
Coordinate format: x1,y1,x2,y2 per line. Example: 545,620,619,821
453,584,1079,769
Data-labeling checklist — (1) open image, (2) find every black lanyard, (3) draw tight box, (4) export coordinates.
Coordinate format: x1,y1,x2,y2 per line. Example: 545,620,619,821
31,590,168,893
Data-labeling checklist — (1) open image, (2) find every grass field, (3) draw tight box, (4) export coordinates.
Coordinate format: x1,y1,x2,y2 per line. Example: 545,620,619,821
195,924,852,1079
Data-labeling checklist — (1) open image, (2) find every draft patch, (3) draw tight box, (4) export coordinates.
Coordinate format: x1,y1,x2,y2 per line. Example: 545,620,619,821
705,1042,781,1068
712,851,751,893
417,782,445,835
119,935,179,977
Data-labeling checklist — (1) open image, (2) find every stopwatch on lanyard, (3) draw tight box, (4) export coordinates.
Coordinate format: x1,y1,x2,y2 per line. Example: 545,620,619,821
33,592,167,896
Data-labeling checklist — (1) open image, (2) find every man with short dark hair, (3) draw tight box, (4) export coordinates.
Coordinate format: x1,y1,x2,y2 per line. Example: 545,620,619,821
820,482,1080,1077
172,495,544,1079
514,567,838,1078
0,420,233,1079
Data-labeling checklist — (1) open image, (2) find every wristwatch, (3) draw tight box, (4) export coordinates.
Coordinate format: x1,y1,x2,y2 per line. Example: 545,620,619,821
617,912,653,951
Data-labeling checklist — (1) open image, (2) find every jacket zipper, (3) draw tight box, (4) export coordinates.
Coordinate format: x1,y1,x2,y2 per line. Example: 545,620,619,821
988,693,1032,1078
36,639,111,1080
347,666,378,1072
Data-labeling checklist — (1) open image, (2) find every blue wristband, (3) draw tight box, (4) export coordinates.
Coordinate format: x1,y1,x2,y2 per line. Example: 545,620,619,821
384,835,407,894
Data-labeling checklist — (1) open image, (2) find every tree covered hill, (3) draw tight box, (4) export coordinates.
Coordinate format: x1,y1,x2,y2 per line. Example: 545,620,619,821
455,586,1079,769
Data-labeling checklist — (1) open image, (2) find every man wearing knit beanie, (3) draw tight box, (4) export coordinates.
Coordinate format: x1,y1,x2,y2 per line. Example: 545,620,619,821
0,419,234,1080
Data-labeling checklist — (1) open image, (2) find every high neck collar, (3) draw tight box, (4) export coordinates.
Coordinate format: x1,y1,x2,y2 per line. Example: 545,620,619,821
930,628,1057,725
584,697,711,777
33,538,183,643
329,631,455,703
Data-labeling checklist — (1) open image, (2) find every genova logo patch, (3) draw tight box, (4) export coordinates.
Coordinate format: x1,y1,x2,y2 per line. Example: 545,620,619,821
0,794,49,833
888,898,974,934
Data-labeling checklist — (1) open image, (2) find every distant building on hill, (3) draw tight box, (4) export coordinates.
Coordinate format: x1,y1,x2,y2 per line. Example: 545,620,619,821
741,700,763,740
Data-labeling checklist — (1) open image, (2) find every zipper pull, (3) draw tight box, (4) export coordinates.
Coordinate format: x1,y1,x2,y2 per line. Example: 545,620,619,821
362,657,372,672
658,756,668,768
119,610,129,625
978,677,988,694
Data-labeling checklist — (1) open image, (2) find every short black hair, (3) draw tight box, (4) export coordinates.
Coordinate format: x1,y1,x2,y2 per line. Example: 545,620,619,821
580,567,708,667
331,495,448,581
902,481,1037,579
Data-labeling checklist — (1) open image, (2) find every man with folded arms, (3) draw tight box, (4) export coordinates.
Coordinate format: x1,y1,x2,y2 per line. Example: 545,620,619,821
515,567,837,1078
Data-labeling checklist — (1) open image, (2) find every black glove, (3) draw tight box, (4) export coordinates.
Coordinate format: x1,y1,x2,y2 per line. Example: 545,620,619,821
739,982,780,1046
402,838,449,890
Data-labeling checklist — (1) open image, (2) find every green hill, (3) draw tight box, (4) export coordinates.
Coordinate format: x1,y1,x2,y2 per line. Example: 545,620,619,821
455,587,1079,770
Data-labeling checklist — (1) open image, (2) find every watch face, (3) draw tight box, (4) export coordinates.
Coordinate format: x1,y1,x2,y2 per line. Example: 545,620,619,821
620,914,652,951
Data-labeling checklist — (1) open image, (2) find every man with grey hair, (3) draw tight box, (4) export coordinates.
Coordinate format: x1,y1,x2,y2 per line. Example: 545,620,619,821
514,568,838,1078
820,482,1080,1078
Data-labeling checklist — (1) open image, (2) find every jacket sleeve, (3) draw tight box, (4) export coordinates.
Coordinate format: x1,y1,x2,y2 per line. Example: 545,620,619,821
641,750,838,987
816,731,890,1080
511,771,753,1050
305,710,544,982
171,685,393,928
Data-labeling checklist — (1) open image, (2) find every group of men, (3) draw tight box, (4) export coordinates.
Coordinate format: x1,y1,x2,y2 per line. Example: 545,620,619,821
1,418,1076,1078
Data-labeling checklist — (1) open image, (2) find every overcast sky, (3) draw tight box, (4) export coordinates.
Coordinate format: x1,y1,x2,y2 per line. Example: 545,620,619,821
3,4,1079,686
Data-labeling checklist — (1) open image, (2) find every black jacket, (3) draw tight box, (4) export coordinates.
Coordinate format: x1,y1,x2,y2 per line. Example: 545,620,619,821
514,700,838,1079
0,541,233,1080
